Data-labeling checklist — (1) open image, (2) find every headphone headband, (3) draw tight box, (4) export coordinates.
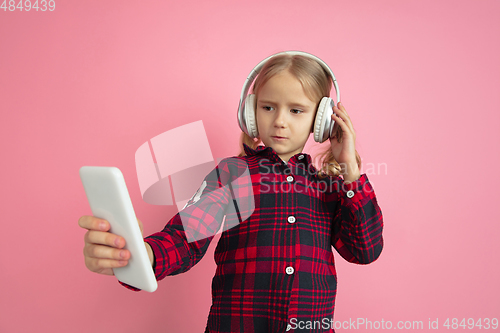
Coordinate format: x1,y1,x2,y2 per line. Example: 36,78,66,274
237,51,340,135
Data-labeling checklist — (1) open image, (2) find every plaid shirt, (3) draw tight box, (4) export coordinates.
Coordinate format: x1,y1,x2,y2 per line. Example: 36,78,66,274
122,143,384,333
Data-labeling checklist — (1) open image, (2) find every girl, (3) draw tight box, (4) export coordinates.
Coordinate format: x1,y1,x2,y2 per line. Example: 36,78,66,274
78,51,384,333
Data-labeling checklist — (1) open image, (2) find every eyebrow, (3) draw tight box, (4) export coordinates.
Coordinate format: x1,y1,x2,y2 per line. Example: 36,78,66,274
258,100,311,109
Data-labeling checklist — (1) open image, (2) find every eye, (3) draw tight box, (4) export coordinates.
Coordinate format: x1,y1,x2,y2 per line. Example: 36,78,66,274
291,109,303,114
262,106,274,111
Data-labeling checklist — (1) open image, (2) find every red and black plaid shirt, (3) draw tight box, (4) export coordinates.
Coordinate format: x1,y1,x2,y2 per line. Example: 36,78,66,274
122,143,384,333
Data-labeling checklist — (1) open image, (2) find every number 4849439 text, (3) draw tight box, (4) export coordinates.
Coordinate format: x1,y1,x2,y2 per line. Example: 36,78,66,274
1,0,55,11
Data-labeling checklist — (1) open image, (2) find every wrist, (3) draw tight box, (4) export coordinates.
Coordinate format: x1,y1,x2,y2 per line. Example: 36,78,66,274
343,176,360,184
342,165,361,184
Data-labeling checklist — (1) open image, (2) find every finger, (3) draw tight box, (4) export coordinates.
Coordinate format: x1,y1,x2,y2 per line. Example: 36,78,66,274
335,102,349,114
331,113,349,131
84,230,126,249
333,105,351,122
85,257,128,272
84,243,130,260
85,265,115,276
78,215,110,232
338,102,347,111
331,113,356,141
333,105,355,133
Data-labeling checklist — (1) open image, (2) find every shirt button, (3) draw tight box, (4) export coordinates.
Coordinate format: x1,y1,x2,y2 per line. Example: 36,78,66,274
285,266,294,275
298,154,304,160
287,216,296,224
286,324,292,331
346,190,355,198
286,175,294,182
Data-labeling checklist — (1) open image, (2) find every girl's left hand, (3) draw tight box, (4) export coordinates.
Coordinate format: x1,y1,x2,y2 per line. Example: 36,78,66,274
329,102,361,182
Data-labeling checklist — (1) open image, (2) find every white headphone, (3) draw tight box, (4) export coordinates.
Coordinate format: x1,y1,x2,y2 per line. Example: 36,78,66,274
237,51,340,143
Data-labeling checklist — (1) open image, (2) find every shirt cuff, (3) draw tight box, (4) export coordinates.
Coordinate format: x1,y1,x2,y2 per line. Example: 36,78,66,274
144,237,167,281
340,174,373,204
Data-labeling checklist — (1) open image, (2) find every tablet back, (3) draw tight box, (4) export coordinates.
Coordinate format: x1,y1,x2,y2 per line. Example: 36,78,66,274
79,166,158,292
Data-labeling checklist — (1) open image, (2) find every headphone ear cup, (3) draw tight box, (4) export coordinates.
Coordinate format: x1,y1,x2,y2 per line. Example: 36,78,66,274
244,94,259,138
313,97,334,143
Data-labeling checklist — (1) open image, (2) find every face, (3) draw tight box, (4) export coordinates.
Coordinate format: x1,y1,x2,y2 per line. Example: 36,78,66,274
255,70,317,163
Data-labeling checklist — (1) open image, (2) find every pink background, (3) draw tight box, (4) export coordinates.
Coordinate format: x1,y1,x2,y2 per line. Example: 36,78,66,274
1,0,499,332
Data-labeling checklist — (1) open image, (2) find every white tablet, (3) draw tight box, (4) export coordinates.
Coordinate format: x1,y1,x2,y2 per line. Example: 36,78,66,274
79,166,158,292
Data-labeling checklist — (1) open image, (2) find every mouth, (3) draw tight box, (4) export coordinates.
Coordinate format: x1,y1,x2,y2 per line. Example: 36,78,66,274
272,136,288,140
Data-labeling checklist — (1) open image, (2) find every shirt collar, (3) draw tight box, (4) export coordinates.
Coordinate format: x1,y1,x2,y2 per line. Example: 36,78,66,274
242,143,316,172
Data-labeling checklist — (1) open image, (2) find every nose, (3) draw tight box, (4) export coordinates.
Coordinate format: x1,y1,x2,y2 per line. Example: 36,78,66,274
273,109,287,128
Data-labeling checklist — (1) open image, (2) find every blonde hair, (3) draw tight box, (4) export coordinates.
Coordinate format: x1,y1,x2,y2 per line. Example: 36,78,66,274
237,53,361,178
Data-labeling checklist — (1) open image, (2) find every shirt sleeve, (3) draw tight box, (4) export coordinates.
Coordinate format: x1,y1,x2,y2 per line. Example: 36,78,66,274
119,158,244,292
331,173,384,264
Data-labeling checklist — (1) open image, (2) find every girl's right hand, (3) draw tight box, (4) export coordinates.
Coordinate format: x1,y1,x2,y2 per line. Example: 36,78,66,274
78,215,140,276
